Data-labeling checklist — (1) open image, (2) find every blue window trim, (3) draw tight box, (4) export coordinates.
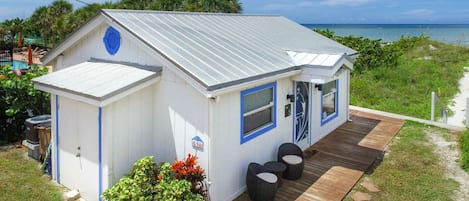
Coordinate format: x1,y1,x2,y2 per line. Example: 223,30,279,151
55,95,60,183
240,82,277,144
98,107,103,201
321,79,339,126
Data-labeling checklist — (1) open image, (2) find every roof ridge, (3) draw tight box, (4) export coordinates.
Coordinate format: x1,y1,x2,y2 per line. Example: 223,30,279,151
101,9,282,17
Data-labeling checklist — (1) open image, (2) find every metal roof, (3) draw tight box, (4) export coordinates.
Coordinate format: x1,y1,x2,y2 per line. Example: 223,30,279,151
33,61,161,102
101,10,356,90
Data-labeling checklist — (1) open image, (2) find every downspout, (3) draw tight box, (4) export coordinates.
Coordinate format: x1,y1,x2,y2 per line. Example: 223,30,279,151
55,95,60,183
206,96,217,201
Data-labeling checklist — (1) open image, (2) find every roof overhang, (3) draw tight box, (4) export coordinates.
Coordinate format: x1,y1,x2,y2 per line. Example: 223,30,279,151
33,61,162,107
287,51,353,84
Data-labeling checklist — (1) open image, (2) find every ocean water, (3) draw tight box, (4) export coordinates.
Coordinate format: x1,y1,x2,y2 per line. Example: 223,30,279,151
303,24,469,46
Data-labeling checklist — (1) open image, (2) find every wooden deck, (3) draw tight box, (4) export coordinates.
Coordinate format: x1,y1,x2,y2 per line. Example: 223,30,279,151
235,110,404,201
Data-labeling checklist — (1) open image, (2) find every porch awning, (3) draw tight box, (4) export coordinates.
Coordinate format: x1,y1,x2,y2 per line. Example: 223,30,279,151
33,61,162,106
287,51,354,83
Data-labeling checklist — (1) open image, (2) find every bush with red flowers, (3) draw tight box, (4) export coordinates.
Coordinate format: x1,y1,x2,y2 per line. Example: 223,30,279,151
171,154,206,196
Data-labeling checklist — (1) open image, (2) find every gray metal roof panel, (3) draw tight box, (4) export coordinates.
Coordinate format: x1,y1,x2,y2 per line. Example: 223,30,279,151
102,10,355,89
33,62,161,101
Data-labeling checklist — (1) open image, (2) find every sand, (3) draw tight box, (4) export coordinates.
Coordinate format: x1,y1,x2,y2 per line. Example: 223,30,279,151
447,67,469,127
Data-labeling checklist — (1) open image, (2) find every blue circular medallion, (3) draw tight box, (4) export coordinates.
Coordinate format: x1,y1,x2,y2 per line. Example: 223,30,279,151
103,26,121,55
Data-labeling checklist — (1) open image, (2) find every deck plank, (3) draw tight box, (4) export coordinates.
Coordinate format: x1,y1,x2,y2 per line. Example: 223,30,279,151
234,110,404,201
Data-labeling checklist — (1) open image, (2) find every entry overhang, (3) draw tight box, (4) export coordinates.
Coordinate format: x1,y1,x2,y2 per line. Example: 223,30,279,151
33,61,162,106
287,51,353,83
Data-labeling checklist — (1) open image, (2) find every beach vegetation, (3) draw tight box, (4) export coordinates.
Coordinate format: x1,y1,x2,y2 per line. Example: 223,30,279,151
345,121,459,201
316,29,469,119
460,129,469,172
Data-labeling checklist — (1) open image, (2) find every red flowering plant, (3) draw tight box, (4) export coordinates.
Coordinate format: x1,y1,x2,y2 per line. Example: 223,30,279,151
171,153,207,197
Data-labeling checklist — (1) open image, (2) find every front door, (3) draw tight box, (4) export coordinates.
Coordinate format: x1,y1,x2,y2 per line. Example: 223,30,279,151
58,97,99,200
293,82,310,149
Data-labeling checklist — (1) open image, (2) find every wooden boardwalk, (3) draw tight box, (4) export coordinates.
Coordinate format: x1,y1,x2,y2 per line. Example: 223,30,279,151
235,110,404,201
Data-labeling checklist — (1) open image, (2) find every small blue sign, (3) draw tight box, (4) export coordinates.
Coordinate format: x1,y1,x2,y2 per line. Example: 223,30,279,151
192,136,204,152
103,26,121,55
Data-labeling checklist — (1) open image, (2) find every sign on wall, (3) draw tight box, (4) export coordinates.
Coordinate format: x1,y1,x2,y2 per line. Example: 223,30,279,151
192,136,204,152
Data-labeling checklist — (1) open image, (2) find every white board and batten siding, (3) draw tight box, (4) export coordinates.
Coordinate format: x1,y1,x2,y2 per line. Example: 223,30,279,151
153,67,210,174
102,83,156,187
210,77,293,201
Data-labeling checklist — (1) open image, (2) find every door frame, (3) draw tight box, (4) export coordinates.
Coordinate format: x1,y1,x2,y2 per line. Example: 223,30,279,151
292,81,312,150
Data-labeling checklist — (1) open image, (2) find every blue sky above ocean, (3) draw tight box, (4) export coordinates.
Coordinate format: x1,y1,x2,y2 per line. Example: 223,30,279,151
1,0,469,24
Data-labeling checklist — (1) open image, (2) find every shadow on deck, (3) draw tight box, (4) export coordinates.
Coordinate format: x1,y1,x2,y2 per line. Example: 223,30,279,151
234,110,404,201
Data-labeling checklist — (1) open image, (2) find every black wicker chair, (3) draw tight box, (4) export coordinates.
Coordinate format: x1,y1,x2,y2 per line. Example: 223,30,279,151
277,143,304,180
246,162,278,201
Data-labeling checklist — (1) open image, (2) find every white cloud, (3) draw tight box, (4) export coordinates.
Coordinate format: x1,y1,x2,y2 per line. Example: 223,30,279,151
320,0,373,6
403,8,435,16
263,1,316,11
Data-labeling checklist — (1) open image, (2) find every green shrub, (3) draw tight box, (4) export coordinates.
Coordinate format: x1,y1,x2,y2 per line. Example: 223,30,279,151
460,130,469,172
314,28,427,74
102,156,159,201
156,163,204,201
102,156,204,201
0,65,50,145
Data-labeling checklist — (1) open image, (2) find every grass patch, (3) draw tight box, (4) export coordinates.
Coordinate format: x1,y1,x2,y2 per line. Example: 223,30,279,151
345,121,458,201
351,38,469,119
461,129,469,172
0,148,62,201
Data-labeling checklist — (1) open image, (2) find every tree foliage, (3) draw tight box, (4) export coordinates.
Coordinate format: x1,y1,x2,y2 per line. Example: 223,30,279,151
0,65,50,145
3,0,242,48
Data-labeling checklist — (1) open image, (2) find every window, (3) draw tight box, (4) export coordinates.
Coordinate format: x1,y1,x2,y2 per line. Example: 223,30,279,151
240,82,277,144
321,80,338,125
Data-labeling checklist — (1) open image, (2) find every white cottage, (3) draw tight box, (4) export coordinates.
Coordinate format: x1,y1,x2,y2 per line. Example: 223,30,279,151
33,9,356,201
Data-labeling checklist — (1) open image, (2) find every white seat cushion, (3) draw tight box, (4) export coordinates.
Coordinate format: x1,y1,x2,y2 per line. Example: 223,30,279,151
282,155,303,165
256,172,277,183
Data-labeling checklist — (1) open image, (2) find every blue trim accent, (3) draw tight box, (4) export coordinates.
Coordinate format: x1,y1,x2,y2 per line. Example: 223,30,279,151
321,80,339,126
98,107,103,201
240,82,277,144
103,26,121,55
55,95,60,184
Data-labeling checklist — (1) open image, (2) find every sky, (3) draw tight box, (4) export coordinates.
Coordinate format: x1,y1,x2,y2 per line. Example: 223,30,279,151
1,0,469,24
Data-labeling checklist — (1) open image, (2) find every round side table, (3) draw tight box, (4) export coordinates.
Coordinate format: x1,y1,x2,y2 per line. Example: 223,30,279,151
264,161,287,187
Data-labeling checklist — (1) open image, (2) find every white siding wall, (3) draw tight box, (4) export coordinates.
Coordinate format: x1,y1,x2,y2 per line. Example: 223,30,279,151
153,68,210,173
310,69,350,144
210,78,293,201
102,84,156,187
54,23,156,70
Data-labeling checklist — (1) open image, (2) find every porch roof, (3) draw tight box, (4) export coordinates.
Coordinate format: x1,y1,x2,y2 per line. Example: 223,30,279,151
288,51,354,83
33,61,161,106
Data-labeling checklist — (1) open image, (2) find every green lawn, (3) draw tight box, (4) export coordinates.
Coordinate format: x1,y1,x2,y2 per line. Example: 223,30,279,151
0,147,62,201
345,121,458,201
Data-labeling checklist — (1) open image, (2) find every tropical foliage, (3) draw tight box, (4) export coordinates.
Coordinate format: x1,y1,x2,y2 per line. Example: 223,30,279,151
0,65,50,145
314,28,424,74
102,154,205,201
0,0,242,48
